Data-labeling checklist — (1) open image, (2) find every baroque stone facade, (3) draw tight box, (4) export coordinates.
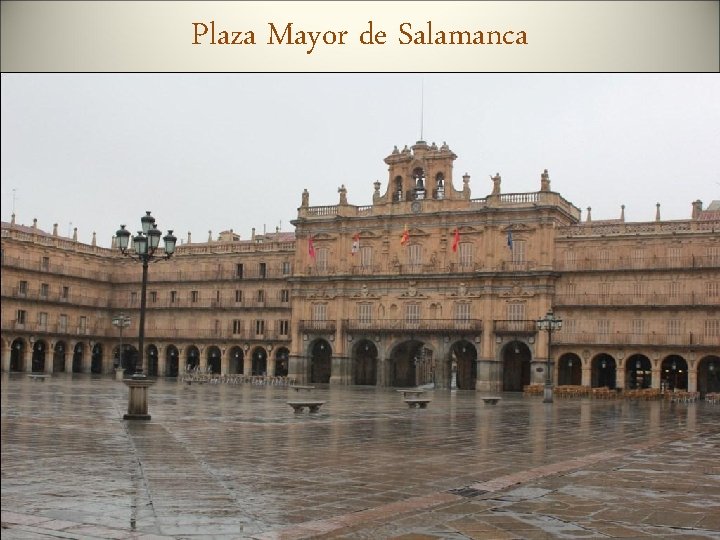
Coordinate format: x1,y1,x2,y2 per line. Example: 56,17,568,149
2,140,719,395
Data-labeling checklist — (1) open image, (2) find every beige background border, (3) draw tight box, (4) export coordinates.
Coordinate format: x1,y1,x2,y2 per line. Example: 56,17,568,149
1,1,718,72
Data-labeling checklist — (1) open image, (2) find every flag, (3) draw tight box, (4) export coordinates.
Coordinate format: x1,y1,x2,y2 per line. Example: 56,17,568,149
351,232,360,256
308,235,316,259
400,225,410,246
507,229,513,250
452,227,460,253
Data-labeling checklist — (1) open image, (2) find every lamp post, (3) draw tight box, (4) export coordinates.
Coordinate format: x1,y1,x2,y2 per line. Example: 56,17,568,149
116,211,176,420
111,313,131,372
536,310,562,404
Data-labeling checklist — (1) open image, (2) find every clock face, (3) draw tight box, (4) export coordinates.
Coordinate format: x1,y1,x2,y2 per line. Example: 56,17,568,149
411,201,421,213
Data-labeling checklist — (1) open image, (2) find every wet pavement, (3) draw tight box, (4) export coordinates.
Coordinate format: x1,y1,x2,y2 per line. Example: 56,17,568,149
1,373,719,540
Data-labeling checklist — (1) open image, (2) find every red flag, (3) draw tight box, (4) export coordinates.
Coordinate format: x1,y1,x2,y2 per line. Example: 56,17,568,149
452,227,460,253
351,232,360,255
400,226,410,246
308,235,316,259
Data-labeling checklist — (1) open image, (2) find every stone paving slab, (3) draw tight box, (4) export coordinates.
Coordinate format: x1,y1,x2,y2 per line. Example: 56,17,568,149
2,373,719,539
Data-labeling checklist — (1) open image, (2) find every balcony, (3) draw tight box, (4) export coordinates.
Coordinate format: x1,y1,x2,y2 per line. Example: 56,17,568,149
554,293,719,308
298,320,337,334
342,319,482,335
553,332,720,347
493,320,538,335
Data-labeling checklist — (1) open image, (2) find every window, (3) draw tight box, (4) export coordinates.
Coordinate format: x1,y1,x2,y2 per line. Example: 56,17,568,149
459,243,473,268
668,246,681,267
312,303,327,321
38,312,48,329
150,291,158,303
255,320,265,335
455,303,471,329
170,290,177,303
563,318,577,335
564,250,576,268
130,291,138,305
667,319,681,336
511,240,526,264
279,320,289,335
668,281,680,298
357,303,372,325
79,316,87,334
61,286,70,300
409,244,422,268
598,249,610,269
18,280,28,295
597,319,610,335
282,261,291,275
191,290,199,303
707,282,719,298
317,248,329,272
16,309,27,324
360,246,373,269
280,289,290,302
235,289,243,303
41,256,50,271
507,303,526,331
232,319,242,334
632,319,644,336
257,289,265,302
633,282,644,298
631,248,644,269
235,263,244,279
708,246,720,266
705,319,719,338
599,283,610,298
58,314,67,333
259,262,267,278
565,282,577,296
40,283,49,298
405,303,420,325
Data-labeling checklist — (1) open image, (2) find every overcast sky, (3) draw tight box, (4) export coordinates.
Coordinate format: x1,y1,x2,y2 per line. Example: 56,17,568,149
1,74,718,248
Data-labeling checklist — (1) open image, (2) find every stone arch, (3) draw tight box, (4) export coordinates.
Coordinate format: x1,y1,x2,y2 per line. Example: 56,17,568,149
558,352,582,386
309,339,331,383
91,343,103,374
10,339,25,372
275,347,290,377
388,339,427,388
228,346,244,375
251,346,267,376
53,341,67,372
697,355,720,396
165,345,179,377
186,345,200,371
450,339,477,390
207,345,222,374
32,339,48,372
501,340,532,391
592,353,616,389
353,339,378,386
626,353,652,389
146,344,159,376
660,354,688,391
72,342,84,373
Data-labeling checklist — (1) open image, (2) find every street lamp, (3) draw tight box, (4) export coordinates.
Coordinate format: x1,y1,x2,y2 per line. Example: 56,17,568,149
536,310,563,404
116,211,176,420
111,313,131,371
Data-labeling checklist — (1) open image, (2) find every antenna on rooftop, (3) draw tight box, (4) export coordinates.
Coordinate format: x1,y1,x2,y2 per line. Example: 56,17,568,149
12,188,17,214
419,78,424,141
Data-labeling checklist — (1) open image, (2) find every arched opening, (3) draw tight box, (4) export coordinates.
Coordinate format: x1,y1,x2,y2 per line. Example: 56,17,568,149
165,345,179,377
558,353,582,386
353,339,378,386
661,355,688,391
91,343,103,374
275,347,289,377
697,355,720,396
10,339,25,372
592,354,616,389
229,346,244,375
393,176,404,202
310,339,332,384
451,340,477,390
146,345,159,376
186,346,200,371
412,167,426,199
53,341,67,372
502,340,531,391
32,340,47,372
389,339,425,388
207,346,221,374
72,342,84,373
626,354,652,389
434,173,445,199
252,347,267,376
122,345,139,374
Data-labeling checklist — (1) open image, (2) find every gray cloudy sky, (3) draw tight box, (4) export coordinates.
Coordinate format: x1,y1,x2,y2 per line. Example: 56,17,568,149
1,74,718,248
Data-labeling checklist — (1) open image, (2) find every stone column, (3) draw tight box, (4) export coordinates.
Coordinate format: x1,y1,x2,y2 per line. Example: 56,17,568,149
1,341,10,372
688,365,698,393
24,346,33,372
581,362,591,387
199,347,208,373
267,351,276,377
220,348,229,376
244,354,252,377
616,360,626,390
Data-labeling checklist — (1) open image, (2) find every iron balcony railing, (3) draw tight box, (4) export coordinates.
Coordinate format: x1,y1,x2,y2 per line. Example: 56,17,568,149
297,320,337,333
554,292,719,307
493,320,539,334
553,332,720,347
342,319,482,334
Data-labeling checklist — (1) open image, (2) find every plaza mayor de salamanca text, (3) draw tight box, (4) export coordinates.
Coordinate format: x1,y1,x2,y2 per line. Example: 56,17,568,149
192,21,528,54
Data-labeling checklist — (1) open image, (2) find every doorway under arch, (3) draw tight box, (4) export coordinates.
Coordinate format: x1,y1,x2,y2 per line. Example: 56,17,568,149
558,353,582,386
146,345,159,376
502,340,531,391
389,339,426,388
91,343,103,374
207,346,221,374
353,339,378,386
451,340,477,390
626,354,652,389
166,345,179,377
72,343,84,373
275,347,289,377
186,346,200,371
228,346,244,375
592,354,616,389
251,347,267,376
53,341,67,372
10,339,25,372
310,339,332,384
697,355,720,396
661,355,688,391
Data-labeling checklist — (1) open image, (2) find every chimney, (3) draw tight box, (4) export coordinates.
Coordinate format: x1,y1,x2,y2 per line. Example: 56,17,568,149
53,223,59,236
586,207,592,222
655,203,661,222
692,200,703,219
620,205,625,222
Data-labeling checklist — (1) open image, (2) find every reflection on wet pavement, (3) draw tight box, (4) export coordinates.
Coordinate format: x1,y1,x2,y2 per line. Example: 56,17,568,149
1,373,718,539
